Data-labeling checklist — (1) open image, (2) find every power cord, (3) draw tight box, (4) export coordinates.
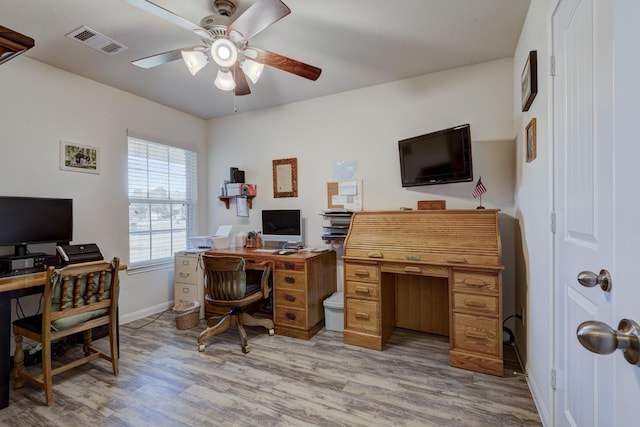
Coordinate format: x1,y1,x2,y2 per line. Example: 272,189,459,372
503,313,523,345
121,308,172,330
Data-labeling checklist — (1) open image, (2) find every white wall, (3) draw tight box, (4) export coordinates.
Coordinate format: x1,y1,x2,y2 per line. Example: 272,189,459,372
208,58,517,288
0,57,208,326
513,0,553,424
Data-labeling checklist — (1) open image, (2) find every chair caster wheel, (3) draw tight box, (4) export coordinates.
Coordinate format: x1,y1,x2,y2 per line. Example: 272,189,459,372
268,329,275,336
242,345,250,354
198,344,205,352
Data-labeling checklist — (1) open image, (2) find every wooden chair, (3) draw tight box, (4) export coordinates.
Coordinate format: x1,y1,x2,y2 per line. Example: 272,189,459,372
197,255,275,354
12,258,120,405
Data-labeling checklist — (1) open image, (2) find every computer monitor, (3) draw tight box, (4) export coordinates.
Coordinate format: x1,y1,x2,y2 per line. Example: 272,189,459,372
261,209,303,245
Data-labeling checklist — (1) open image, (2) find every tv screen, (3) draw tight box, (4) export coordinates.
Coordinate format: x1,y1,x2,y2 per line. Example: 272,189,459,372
398,124,473,187
0,196,73,256
261,209,303,244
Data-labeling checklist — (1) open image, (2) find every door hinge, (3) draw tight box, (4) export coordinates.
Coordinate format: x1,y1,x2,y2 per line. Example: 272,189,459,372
551,368,557,390
550,55,555,76
550,212,557,234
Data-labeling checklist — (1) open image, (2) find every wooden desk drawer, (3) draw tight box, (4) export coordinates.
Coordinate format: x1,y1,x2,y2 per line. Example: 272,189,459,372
345,262,379,283
345,299,379,334
174,257,199,285
274,271,306,290
345,280,379,299
274,288,306,310
274,306,306,329
381,263,448,278
452,313,500,356
452,292,499,315
452,271,498,293
274,260,305,272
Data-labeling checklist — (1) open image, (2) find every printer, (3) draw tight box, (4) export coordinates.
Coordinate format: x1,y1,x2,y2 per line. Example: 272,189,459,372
56,243,104,265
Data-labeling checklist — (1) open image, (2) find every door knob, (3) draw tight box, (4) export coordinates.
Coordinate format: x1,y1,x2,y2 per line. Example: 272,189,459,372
577,269,612,292
576,319,640,366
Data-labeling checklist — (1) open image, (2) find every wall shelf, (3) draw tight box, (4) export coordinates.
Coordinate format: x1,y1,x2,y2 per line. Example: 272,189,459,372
218,196,254,210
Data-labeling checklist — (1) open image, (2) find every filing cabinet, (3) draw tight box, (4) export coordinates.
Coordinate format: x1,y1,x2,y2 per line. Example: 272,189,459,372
173,252,205,319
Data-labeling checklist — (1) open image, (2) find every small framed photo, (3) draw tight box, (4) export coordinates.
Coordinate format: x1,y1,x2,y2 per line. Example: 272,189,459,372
60,141,100,174
521,50,538,112
526,118,537,163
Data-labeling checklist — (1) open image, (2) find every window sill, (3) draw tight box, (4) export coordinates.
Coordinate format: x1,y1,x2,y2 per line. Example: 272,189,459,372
126,259,173,275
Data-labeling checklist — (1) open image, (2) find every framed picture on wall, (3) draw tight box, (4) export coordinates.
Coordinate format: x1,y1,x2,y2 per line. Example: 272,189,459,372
59,141,100,174
526,118,537,163
521,50,538,112
272,158,298,198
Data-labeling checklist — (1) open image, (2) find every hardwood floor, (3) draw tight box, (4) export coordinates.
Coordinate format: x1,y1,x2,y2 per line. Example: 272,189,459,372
1,312,541,426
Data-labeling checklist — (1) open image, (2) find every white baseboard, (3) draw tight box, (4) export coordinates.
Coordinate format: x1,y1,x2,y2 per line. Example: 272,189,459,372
120,301,174,325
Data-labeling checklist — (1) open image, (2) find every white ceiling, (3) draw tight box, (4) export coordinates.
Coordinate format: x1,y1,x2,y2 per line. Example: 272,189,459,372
2,0,531,120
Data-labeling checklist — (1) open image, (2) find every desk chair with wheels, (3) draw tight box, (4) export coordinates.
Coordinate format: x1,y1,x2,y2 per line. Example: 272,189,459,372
198,255,275,353
12,258,120,405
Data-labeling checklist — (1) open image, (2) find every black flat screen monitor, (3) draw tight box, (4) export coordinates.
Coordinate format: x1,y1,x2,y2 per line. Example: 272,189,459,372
0,196,73,256
398,124,473,187
261,209,303,244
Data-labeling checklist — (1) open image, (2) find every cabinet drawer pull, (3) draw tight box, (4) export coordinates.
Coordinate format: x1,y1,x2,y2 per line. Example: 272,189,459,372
463,278,488,287
179,272,190,278
182,287,190,294
367,252,383,258
464,330,488,340
354,286,371,295
182,260,190,265
285,312,296,321
464,299,487,308
354,270,370,277
284,276,296,284
355,312,370,320
284,262,295,270
403,266,422,273
284,294,296,302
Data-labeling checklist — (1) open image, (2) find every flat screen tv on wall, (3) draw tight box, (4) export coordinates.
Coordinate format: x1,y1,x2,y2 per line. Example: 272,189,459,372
398,124,473,187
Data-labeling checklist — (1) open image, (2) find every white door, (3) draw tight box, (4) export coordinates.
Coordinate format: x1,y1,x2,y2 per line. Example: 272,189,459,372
553,1,640,426
552,0,615,425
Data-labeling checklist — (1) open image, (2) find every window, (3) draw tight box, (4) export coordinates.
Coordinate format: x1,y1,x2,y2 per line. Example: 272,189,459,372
128,136,198,268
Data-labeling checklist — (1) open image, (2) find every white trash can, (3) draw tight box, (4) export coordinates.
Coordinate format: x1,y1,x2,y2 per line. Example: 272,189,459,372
323,292,344,332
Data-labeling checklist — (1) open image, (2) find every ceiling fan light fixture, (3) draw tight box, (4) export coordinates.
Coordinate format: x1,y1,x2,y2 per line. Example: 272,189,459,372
214,69,236,91
181,50,208,76
241,59,264,84
211,38,237,68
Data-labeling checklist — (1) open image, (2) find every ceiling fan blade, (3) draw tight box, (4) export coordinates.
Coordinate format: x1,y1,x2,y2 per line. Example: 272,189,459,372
132,46,202,69
232,62,251,96
122,0,212,40
245,47,321,81
228,0,291,42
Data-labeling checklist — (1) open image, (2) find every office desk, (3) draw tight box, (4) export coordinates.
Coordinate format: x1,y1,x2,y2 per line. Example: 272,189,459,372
342,210,504,377
0,265,126,410
204,248,337,340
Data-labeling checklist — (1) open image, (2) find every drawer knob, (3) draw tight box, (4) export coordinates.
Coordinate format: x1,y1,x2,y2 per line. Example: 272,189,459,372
285,276,296,284
284,294,296,302
285,312,296,321
354,286,371,295
355,312,370,320
284,262,295,270
464,299,487,308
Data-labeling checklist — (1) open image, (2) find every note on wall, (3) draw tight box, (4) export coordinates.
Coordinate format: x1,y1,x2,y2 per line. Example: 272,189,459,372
327,180,363,210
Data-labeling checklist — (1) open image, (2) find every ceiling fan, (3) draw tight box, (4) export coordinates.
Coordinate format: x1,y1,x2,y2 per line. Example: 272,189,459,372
122,0,322,96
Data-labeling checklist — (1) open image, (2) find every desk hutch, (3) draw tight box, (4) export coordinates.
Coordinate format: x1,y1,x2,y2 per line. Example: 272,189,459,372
342,209,504,376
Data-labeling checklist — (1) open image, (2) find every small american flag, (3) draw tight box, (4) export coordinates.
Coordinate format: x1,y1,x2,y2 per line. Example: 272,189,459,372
472,177,487,199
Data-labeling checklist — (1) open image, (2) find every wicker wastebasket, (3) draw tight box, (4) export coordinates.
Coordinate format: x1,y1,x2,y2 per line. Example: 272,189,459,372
173,301,200,329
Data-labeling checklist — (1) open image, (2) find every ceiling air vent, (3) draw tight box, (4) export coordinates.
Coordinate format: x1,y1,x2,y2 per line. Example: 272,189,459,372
65,26,127,56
